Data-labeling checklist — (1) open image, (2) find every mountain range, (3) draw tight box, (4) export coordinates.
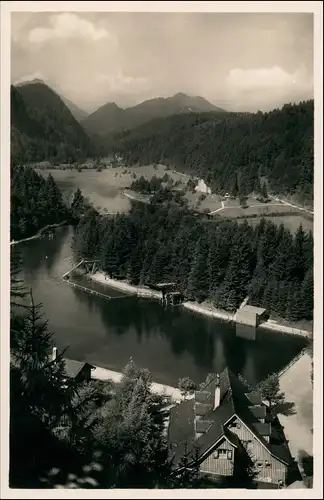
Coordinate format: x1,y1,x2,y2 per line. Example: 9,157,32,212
11,79,226,163
81,92,224,136
10,79,313,206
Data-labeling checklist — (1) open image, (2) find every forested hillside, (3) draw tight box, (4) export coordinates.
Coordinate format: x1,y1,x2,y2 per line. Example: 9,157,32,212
11,83,94,164
10,166,68,240
72,190,313,322
108,100,314,205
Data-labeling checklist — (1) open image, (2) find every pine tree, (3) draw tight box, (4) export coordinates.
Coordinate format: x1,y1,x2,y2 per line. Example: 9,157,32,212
257,373,285,412
254,176,262,195
274,280,289,317
172,444,201,488
292,224,307,281
208,235,222,296
178,377,197,399
70,188,86,220
230,172,239,198
262,279,276,313
221,241,252,311
186,236,209,302
148,245,172,284
285,282,301,322
126,244,143,285
260,181,268,201
299,268,313,320
94,360,170,488
10,248,27,309
72,208,99,261
44,173,66,223
11,290,69,429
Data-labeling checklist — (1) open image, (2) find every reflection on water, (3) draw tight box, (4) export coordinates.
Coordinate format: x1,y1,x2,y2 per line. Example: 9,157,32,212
236,324,257,340
17,226,308,388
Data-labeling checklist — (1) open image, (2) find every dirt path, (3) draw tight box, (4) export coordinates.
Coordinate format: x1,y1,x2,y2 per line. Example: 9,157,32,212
91,365,190,402
269,195,314,215
209,202,286,215
10,221,67,246
278,353,313,463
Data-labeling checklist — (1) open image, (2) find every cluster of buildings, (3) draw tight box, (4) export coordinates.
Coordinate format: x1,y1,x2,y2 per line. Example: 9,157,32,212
167,368,292,488
57,349,292,489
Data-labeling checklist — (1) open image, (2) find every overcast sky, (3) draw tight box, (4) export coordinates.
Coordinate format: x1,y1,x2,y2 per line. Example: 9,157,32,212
11,11,314,113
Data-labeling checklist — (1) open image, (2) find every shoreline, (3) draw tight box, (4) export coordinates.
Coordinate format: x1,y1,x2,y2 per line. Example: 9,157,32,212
90,272,162,299
89,350,309,403
89,272,311,338
91,365,189,403
10,221,68,247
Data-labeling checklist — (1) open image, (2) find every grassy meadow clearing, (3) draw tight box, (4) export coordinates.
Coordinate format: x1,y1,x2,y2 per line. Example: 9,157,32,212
37,165,313,232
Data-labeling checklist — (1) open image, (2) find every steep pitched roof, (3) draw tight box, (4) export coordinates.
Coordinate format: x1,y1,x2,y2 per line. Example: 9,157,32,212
246,391,263,405
63,358,92,379
249,405,267,419
194,402,213,416
168,367,292,467
168,399,195,464
254,423,271,436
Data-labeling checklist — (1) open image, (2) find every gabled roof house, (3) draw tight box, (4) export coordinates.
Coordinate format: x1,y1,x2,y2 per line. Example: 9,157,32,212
168,368,292,487
52,347,94,383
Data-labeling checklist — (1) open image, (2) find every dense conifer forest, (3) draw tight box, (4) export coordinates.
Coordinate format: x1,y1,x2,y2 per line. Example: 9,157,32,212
72,189,313,322
10,165,68,241
107,100,314,206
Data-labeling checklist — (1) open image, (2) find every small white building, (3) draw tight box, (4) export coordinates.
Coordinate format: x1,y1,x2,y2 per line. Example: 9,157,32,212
195,179,211,195
236,305,267,327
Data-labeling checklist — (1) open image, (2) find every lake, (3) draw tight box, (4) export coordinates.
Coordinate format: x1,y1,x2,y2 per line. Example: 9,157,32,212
17,226,307,388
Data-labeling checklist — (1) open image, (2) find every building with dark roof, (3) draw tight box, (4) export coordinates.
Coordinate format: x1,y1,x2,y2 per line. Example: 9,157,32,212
63,358,93,383
167,368,292,487
52,347,94,383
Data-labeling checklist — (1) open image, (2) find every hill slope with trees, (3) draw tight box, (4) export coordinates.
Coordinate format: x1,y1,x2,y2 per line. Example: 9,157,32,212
10,165,69,241
107,100,314,205
11,82,94,164
72,189,313,323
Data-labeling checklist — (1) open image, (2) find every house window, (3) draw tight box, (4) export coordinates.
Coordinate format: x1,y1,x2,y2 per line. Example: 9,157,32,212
242,440,252,449
257,462,263,468
265,462,272,468
214,449,231,460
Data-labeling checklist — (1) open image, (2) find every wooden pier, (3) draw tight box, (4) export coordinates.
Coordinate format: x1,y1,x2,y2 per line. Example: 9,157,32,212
62,259,85,279
63,278,135,301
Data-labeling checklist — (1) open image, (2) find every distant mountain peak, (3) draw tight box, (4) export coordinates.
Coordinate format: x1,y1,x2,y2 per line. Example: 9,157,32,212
82,92,225,136
172,92,190,99
16,78,47,87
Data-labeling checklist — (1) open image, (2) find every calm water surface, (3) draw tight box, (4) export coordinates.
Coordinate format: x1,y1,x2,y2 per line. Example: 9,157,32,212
18,226,307,387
